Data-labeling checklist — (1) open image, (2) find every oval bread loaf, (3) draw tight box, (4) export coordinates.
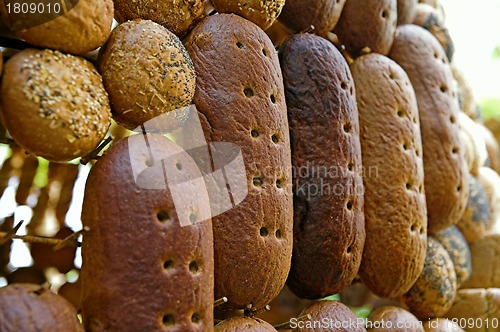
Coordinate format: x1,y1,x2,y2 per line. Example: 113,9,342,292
211,0,285,30
389,24,468,233
185,14,293,310
461,233,500,289
215,317,277,331
280,33,365,299
0,283,83,332
351,53,426,298
424,318,465,331
278,0,346,36
402,237,457,320
81,135,214,331
367,306,424,332
334,0,397,57
398,0,418,25
477,166,500,229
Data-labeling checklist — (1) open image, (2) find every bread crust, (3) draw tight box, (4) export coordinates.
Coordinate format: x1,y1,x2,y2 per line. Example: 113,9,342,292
297,300,367,332
211,0,285,30
215,317,277,331
368,306,424,332
397,0,418,25
461,233,500,289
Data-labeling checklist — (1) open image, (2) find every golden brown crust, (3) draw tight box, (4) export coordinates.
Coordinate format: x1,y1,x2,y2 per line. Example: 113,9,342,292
479,124,500,171
334,0,397,57
184,14,293,309
98,19,196,130
461,233,500,289
389,25,468,233
13,0,113,55
212,0,285,30
81,135,214,332
278,0,346,36
402,237,457,320
113,0,205,37
296,301,367,332
368,306,424,332
0,48,111,162
0,283,83,332
452,66,477,121
424,318,465,332
477,167,500,230
351,53,426,298
398,0,418,25
215,317,277,331
280,33,365,299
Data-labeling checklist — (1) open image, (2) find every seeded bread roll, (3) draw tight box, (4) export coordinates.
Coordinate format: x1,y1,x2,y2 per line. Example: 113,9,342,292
0,49,111,162
444,288,500,332
334,0,397,57
98,19,196,130
295,300,367,332
81,135,214,331
456,174,491,244
280,33,365,299
389,25,468,233
278,0,346,36
398,0,418,25
113,0,205,37
402,237,457,320
433,226,472,288
185,14,293,310
215,317,277,331
424,318,464,331
0,283,83,332
461,233,500,289
12,0,113,55
211,0,284,30
350,54,426,298
368,306,424,332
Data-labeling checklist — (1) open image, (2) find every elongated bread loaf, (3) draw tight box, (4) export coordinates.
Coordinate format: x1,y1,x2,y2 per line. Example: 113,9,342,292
350,53,427,298
389,25,468,233
280,33,365,299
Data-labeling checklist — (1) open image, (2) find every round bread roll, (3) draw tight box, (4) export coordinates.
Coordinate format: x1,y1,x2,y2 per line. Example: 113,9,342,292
12,0,113,55
452,66,478,121
444,288,500,332
398,0,418,25
113,0,205,37
215,317,277,331
98,19,196,130
335,0,397,57
0,284,83,331
211,0,285,30
479,124,500,172
402,237,457,320
0,48,111,162
456,174,491,244
461,233,500,289
433,225,472,288
367,306,424,332
279,0,347,36
424,318,464,331
293,300,366,332
477,166,500,229
459,112,487,176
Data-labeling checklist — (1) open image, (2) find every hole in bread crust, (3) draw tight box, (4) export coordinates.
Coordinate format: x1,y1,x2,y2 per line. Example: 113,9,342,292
189,213,197,224
236,41,244,49
191,312,200,324
347,163,353,171
440,85,448,93
347,200,353,210
244,88,254,98
419,227,424,235
340,82,348,90
411,224,416,232
452,147,459,154
262,48,268,57
276,178,283,189
189,261,199,273
347,246,352,254
416,149,420,157
253,176,263,187
406,183,411,190
389,72,395,80
163,259,174,269
457,185,462,192
343,123,352,133
146,159,154,167
157,210,170,222
260,227,269,237
403,142,409,150
275,229,282,238
271,134,279,144
270,94,276,104
381,10,388,18
163,314,175,327
450,115,456,123
397,109,404,117
176,162,182,170
251,129,259,138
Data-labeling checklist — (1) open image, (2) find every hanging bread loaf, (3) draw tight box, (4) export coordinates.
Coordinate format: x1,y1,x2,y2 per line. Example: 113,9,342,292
461,233,500,289
184,14,293,310
350,53,426,298
215,317,277,331
397,0,418,25
296,300,367,332
211,0,285,30
389,24,468,233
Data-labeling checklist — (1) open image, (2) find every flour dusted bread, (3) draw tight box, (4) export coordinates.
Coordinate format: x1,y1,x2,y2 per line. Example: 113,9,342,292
295,300,366,332
461,233,500,288
368,306,423,332
185,14,293,310
215,317,277,331
81,136,214,331
0,48,111,162
279,0,346,36
351,53,426,298
389,25,468,233
398,0,418,24
0,283,83,332
280,33,365,299
211,0,284,30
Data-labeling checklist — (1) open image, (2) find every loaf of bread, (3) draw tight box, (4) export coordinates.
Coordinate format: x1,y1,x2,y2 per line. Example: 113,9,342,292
280,33,364,299
461,233,500,288
479,125,500,172
402,237,457,320
477,166,500,229
295,300,366,332
0,283,83,331
389,25,468,233
433,225,472,288
81,135,214,331
12,0,113,55
211,0,284,30
452,66,479,121
31,227,76,274
113,0,205,36
459,112,487,176
279,0,346,36
215,317,277,331
445,288,500,332
456,174,491,243
424,319,465,332
398,0,418,24
184,14,293,310
0,49,111,162
368,306,424,332
334,0,397,57
98,19,196,130
351,53,426,298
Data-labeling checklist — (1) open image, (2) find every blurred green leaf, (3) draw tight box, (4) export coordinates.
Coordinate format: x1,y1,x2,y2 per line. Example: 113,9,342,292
479,98,500,119
33,158,49,188
321,294,341,301
493,45,500,60
350,305,372,319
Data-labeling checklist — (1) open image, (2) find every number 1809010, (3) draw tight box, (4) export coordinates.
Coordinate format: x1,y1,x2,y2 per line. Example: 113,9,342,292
5,2,61,14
